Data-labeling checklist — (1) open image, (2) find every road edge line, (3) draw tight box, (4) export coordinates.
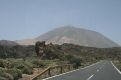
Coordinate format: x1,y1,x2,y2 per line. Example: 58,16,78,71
111,61,121,74
42,61,102,80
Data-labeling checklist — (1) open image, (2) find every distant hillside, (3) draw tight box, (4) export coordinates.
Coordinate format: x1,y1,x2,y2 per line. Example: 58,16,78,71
0,42,121,61
0,40,18,46
16,26,120,48
16,39,36,45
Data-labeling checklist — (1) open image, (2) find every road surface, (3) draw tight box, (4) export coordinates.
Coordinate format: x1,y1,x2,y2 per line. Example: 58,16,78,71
43,60,121,80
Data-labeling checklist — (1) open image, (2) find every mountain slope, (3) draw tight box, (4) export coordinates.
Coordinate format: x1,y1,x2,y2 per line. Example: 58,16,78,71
17,26,120,48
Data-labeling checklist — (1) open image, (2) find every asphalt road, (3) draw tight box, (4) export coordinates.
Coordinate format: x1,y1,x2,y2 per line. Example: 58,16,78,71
43,60,121,80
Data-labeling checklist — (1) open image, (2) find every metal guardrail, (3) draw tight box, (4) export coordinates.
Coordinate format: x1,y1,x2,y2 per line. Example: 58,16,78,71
31,64,74,80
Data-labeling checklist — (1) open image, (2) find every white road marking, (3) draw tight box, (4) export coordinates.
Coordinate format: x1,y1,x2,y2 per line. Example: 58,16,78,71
87,74,94,80
111,61,121,74
96,69,99,72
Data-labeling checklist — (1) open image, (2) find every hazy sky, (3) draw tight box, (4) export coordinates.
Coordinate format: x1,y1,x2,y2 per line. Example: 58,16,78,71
0,0,121,45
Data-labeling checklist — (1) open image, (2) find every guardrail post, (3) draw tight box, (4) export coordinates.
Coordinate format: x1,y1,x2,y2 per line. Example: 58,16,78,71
60,66,63,73
48,68,51,77
68,65,71,71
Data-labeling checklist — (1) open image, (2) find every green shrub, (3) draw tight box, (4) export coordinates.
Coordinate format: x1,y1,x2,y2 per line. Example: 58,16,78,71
69,57,81,69
32,59,46,68
0,67,13,80
22,66,32,74
117,63,121,71
6,68,22,80
0,59,4,68
0,67,6,74
1,73,13,80
0,76,7,80
65,54,74,61
0,59,14,69
14,62,33,74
